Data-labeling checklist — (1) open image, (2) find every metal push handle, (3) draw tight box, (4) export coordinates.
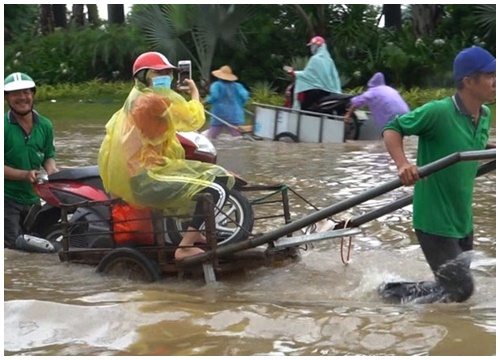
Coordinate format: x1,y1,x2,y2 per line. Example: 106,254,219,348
179,149,496,266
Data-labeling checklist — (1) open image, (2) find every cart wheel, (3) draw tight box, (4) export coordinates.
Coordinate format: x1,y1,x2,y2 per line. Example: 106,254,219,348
166,188,254,246
96,248,160,283
275,132,299,143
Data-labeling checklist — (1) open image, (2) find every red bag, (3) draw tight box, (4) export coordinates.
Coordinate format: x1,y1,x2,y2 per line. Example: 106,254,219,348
112,204,154,245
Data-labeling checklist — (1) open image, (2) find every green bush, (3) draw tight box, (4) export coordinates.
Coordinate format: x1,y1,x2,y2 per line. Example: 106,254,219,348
5,26,147,85
32,81,495,127
35,80,132,102
398,87,456,109
249,81,285,107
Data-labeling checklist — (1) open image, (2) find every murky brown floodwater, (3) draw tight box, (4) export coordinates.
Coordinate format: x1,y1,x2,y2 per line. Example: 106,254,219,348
4,118,496,356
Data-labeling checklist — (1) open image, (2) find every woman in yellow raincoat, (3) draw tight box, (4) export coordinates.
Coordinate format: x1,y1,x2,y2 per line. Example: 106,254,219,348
98,52,235,260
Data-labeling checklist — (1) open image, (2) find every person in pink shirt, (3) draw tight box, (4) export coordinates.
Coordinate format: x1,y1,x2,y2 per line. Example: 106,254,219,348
345,72,410,133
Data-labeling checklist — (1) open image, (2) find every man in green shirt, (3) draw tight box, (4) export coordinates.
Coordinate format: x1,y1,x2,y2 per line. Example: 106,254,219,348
381,46,496,303
4,72,58,249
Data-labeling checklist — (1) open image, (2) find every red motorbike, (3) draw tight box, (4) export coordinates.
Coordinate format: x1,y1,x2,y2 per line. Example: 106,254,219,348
20,131,254,253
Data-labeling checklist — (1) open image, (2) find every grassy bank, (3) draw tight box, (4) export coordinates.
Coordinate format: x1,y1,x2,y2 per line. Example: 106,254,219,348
30,80,496,127
35,99,496,129
35,99,123,123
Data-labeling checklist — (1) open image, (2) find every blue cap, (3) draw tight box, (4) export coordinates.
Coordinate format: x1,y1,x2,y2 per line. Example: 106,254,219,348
453,46,496,82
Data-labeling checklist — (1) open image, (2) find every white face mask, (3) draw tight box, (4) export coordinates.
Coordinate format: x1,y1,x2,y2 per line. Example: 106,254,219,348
310,44,319,55
152,75,172,89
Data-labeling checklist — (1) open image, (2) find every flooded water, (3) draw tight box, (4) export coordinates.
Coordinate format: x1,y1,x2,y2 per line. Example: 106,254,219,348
4,119,496,356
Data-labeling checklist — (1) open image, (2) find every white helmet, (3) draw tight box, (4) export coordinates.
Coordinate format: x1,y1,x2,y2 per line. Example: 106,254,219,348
4,72,36,92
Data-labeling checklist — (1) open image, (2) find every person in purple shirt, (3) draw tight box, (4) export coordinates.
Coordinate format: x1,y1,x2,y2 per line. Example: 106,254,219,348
345,72,410,133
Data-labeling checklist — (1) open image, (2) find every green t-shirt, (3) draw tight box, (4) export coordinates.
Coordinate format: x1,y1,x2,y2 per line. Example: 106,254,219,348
383,95,491,238
4,110,56,205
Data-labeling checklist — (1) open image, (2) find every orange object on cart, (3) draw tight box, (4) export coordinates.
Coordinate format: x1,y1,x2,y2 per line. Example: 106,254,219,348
112,203,154,245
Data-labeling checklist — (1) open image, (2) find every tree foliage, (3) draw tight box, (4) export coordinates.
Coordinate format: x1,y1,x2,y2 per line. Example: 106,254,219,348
130,4,255,82
3,4,496,91
4,4,39,42
473,4,496,38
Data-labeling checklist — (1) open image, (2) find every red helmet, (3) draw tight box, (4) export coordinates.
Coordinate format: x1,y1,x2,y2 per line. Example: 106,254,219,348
307,36,325,47
132,52,176,77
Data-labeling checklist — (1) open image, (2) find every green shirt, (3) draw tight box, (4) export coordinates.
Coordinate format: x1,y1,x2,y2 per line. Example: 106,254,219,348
383,95,490,238
4,110,56,205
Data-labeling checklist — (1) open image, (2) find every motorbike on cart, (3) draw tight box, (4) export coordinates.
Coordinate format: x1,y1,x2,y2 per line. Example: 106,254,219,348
19,131,254,253
284,82,363,141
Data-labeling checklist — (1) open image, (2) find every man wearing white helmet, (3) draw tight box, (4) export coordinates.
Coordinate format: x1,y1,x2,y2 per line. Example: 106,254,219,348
4,72,58,249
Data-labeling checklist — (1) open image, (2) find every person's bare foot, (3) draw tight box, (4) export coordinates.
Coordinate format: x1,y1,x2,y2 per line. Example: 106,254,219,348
175,247,205,261
193,234,207,244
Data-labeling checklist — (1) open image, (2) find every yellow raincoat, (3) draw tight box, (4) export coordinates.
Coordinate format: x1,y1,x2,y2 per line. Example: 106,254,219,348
98,84,234,215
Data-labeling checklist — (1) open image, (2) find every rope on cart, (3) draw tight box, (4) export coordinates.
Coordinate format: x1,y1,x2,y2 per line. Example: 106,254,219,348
340,218,353,265
249,185,339,224
286,186,341,224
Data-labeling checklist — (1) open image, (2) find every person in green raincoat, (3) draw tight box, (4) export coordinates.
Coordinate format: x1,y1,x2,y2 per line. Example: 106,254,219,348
98,51,235,260
284,36,342,111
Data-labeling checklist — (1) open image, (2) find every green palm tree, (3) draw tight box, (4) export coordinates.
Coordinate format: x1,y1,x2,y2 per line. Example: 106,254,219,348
130,4,254,82
473,4,495,38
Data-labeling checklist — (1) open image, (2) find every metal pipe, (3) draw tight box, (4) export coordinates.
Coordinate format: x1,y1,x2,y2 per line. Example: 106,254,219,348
204,109,257,141
273,108,279,139
476,159,496,176
252,102,342,120
179,149,495,266
346,196,413,228
346,159,496,228
296,110,302,141
319,115,325,143
204,110,241,132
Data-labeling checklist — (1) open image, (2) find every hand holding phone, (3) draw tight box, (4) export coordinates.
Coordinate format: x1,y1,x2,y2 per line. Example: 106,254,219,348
177,60,192,91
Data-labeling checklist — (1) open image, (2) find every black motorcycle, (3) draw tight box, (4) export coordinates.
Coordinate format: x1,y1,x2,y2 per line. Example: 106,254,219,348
284,83,362,141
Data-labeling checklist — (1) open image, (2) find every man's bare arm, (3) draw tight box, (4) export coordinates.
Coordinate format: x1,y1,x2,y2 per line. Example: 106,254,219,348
43,158,58,175
383,129,420,186
4,165,39,183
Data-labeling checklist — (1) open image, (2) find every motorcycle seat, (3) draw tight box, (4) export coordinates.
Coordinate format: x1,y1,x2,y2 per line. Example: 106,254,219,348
49,165,100,181
319,93,355,103
315,93,355,113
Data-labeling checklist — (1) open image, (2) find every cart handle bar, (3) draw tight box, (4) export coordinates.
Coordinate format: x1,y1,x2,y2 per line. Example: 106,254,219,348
179,149,496,266
343,159,496,228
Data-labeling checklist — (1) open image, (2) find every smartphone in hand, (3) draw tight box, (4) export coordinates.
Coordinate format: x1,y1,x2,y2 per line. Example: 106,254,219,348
177,60,192,91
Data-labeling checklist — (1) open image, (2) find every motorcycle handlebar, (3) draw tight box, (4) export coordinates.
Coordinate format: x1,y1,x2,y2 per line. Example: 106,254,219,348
36,173,49,184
